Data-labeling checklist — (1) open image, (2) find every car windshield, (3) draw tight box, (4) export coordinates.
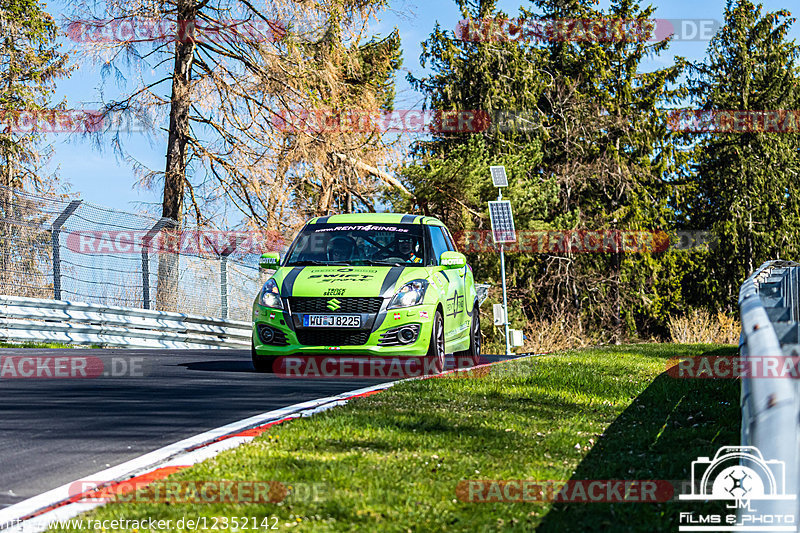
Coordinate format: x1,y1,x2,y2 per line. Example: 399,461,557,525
284,223,427,266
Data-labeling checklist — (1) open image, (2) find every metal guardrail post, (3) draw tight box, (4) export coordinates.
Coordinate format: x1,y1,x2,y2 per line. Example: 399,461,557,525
50,200,82,300
141,218,176,310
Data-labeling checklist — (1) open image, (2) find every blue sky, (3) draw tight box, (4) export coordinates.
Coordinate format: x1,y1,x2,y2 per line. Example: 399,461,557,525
44,0,800,216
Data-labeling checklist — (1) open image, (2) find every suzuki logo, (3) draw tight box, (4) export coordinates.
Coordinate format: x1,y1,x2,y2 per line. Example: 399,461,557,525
327,298,341,311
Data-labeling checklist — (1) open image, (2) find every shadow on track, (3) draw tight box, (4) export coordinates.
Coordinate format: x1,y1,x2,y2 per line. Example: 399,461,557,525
178,360,256,372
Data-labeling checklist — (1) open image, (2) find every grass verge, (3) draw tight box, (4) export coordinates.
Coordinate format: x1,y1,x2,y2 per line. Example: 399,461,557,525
47,344,739,532
0,341,89,349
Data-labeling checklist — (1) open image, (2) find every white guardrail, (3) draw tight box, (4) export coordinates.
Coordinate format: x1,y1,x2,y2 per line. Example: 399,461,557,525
738,260,800,522
0,295,252,349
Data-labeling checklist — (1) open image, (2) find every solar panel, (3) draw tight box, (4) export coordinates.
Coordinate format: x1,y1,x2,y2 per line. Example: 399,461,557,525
489,166,508,187
488,201,516,243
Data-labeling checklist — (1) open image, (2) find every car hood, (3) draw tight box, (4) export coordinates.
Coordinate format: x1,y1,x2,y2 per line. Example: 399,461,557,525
272,265,424,298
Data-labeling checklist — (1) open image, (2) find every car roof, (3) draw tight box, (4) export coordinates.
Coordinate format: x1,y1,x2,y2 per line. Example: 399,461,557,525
306,213,445,226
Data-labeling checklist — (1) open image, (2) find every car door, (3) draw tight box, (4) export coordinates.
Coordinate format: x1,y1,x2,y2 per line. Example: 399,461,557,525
428,226,466,344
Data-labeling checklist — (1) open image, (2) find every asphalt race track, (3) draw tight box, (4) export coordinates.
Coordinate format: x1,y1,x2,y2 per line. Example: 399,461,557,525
0,348,516,510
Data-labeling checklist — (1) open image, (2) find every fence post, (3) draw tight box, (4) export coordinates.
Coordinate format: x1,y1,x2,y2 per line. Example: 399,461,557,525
220,255,228,320
141,218,176,310
51,200,82,300
219,234,243,320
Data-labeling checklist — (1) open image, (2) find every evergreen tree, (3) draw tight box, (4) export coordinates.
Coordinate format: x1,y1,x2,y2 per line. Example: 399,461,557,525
524,0,686,337
397,0,686,341
0,0,71,190
682,0,800,311
0,0,72,296
393,0,557,346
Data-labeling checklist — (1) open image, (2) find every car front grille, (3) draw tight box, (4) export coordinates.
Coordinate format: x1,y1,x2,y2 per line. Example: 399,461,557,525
289,297,383,314
295,329,371,346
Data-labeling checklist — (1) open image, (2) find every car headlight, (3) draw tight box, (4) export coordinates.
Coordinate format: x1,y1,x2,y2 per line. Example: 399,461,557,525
258,278,283,309
388,279,428,309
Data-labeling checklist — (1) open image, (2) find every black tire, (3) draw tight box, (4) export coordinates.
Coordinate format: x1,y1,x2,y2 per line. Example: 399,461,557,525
424,311,446,374
251,338,278,373
455,305,481,368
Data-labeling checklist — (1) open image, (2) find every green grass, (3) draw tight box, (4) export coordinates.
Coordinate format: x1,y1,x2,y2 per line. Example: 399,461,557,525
0,341,88,349
47,344,740,532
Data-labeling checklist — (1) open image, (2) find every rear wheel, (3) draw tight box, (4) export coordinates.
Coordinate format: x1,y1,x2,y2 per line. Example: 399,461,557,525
251,338,277,373
455,306,481,368
424,311,446,374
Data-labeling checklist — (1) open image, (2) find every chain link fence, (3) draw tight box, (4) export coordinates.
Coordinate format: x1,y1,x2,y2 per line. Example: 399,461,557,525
0,185,272,322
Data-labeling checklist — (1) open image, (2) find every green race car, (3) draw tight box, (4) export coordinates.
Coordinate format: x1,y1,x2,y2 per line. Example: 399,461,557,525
251,213,481,373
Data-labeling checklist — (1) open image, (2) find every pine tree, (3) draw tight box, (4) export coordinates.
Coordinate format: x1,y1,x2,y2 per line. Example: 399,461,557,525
682,0,800,311
394,0,557,345
0,0,72,296
0,0,71,190
399,0,686,341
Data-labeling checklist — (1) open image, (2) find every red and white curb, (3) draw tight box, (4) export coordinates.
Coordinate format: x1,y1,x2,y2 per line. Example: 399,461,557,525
0,355,540,532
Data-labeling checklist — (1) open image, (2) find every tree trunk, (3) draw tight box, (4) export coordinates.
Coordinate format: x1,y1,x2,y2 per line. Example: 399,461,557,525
156,0,196,312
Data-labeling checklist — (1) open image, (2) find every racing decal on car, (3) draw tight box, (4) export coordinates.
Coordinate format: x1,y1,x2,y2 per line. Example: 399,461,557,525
380,266,406,297
446,290,464,318
419,310,429,319
308,273,376,282
281,266,304,295
465,299,476,317
323,288,346,296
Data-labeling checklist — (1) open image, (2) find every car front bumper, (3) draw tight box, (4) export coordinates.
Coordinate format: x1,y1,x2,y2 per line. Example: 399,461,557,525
252,304,436,357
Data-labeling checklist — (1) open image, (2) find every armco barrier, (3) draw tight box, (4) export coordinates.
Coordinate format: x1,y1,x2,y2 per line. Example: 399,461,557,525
0,295,251,349
738,260,800,522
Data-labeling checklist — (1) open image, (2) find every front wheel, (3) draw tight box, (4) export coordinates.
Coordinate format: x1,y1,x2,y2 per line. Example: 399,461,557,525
423,311,446,374
252,338,278,373
455,307,481,368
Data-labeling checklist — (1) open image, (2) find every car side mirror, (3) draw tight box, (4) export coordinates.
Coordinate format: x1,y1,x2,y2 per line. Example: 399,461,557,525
259,252,280,269
440,251,466,269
